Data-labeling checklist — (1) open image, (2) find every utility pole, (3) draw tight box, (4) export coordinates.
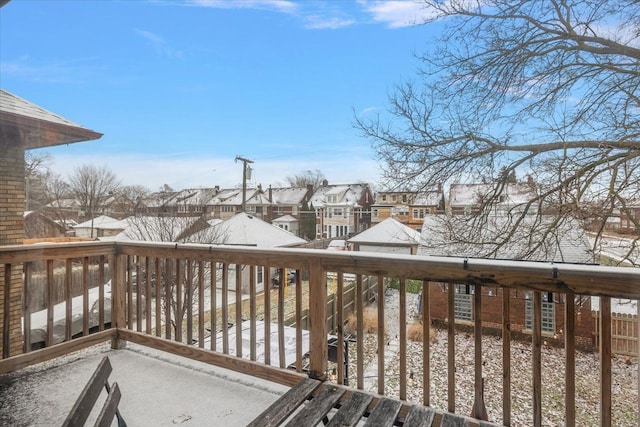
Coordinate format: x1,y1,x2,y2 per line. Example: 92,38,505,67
235,155,254,213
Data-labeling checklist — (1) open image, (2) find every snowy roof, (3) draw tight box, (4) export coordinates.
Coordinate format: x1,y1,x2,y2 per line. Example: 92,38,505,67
272,215,298,224
310,183,369,208
115,216,200,242
418,214,594,263
269,187,310,205
208,213,306,248
348,218,421,246
449,183,536,207
0,89,102,148
412,191,443,206
73,215,126,230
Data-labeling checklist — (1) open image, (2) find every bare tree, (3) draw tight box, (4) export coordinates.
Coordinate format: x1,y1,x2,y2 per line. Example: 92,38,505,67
286,169,326,191
24,151,52,211
122,214,230,339
43,172,73,227
68,164,120,237
355,0,640,264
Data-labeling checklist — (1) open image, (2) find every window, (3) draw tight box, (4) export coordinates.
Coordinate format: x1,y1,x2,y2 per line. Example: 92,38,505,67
257,266,263,283
373,208,378,218
402,194,407,202
525,292,555,333
454,284,474,321
382,195,387,202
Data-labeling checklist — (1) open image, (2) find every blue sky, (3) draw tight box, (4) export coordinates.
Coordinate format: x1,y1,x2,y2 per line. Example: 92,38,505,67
1,0,438,191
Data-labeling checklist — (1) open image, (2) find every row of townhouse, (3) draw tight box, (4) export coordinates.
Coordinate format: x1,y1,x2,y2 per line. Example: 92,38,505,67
372,181,639,234
138,181,375,240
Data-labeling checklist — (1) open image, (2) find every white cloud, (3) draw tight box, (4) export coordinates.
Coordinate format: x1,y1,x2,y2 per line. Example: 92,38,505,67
187,0,298,14
358,0,438,28
304,16,355,30
134,28,184,59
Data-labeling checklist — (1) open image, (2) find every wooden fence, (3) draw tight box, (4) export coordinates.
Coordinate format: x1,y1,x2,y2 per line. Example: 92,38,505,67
593,311,639,356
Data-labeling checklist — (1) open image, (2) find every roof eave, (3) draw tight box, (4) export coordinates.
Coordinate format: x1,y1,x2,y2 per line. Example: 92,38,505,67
1,111,103,149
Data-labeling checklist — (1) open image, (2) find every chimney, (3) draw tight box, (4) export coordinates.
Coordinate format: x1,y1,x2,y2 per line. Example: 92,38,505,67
322,179,328,187
268,185,273,202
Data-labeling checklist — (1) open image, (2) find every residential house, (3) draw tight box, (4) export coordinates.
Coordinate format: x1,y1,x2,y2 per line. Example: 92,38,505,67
272,214,298,235
419,214,596,349
448,182,537,216
23,211,66,240
264,185,314,223
311,181,373,239
348,217,421,255
371,188,444,230
620,200,640,234
206,212,307,293
73,215,126,238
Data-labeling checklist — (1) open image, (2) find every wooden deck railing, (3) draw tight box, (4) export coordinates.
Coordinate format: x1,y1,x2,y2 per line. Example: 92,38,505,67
1,241,639,426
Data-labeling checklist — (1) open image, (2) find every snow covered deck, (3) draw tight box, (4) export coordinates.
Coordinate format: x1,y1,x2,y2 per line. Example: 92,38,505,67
0,342,289,426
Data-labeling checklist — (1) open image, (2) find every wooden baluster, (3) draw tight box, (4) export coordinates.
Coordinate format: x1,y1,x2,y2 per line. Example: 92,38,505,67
249,265,256,361
502,288,511,426
565,291,576,427
399,278,407,401
600,297,612,427
23,262,32,353
187,260,193,345
236,264,243,358
447,283,456,413
377,274,385,396
98,256,105,332
175,259,183,343
83,257,89,337
146,256,152,334
198,260,204,348
533,291,542,427
221,263,229,354
278,267,285,368
155,257,162,337
356,274,364,390
295,269,302,372
422,280,430,407
210,260,217,351
65,259,73,342
337,272,345,384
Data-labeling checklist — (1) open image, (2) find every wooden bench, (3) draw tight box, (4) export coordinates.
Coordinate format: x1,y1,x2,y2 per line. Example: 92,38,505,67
247,377,498,426
62,356,126,427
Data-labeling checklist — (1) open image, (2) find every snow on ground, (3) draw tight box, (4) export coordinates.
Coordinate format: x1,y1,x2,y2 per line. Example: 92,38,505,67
355,288,639,426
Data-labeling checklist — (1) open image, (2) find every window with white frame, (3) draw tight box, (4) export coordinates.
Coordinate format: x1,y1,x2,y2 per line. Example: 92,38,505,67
525,292,555,333
454,284,474,321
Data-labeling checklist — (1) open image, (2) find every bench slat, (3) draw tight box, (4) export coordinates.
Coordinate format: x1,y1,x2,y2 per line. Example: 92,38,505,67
247,378,321,427
95,382,122,427
63,357,113,427
326,391,373,427
364,398,403,426
285,384,345,426
403,405,436,427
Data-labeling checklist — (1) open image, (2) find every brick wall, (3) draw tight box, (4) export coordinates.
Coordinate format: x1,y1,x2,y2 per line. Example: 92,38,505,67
428,283,595,351
0,128,26,357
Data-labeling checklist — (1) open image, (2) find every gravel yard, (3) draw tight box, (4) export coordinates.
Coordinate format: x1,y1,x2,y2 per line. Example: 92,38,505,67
349,289,639,426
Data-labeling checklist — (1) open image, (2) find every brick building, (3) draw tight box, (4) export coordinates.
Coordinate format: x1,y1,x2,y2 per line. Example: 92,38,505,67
0,89,101,357
419,214,596,349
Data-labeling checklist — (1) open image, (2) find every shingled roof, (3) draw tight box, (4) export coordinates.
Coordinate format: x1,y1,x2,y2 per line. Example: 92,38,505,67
0,89,102,148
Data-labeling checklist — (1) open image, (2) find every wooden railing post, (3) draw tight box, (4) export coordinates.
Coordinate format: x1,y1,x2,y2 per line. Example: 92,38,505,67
308,261,327,380
110,253,127,350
